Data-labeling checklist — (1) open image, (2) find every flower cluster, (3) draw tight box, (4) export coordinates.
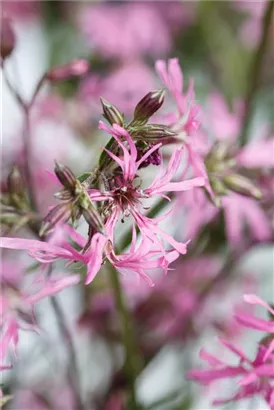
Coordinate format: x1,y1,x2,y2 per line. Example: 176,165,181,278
1,6,273,406
188,294,274,407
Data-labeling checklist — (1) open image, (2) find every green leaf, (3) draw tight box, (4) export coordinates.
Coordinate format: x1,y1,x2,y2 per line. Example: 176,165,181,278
99,137,116,169
77,172,92,183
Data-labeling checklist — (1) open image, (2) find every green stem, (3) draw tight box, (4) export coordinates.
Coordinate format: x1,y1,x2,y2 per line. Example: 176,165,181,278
108,262,142,409
240,0,274,147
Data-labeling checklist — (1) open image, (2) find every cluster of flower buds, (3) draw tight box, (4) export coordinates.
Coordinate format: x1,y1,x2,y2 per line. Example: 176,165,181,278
98,89,177,175
205,141,262,206
0,167,38,235
39,162,104,237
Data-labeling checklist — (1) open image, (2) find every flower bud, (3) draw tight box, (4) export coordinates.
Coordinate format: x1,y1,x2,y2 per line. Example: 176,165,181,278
1,18,16,60
224,174,262,199
54,189,73,201
39,203,71,237
136,144,161,168
130,124,177,141
54,162,77,192
133,89,165,124
81,204,104,232
47,59,89,81
7,167,25,197
101,98,124,126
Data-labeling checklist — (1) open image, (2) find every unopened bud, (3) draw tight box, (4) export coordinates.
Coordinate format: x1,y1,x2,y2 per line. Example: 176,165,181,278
54,162,77,192
81,203,104,232
47,59,89,81
224,174,262,199
101,98,124,126
39,203,71,237
1,18,16,60
136,143,161,168
7,167,25,197
130,124,177,141
133,89,165,124
54,189,73,201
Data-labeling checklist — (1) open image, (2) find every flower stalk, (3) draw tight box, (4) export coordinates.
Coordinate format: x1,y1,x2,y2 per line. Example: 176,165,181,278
108,262,142,409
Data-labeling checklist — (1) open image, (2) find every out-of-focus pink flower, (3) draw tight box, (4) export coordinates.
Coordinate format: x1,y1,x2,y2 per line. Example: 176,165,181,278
236,294,274,361
206,93,242,142
79,2,171,59
156,1,197,32
237,138,274,168
100,62,156,115
222,193,272,244
188,339,274,407
0,258,80,370
235,0,268,48
47,59,89,82
2,0,40,21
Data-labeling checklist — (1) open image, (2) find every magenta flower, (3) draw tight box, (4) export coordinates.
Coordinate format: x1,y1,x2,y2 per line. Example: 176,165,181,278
0,259,80,370
108,230,179,287
155,58,213,198
235,294,274,362
79,3,171,60
155,58,200,136
188,338,274,407
222,193,272,244
91,122,204,253
237,138,274,169
0,232,107,286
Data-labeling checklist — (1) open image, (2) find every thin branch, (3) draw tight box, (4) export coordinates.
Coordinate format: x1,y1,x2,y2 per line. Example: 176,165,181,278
50,294,84,410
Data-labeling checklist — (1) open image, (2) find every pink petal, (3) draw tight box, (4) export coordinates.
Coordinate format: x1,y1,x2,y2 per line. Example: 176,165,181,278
85,233,108,284
199,348,225,367
264,338,274,362
218,338,250,363
235,312,274,333
243,294,274,316
187,366,245,383
162,176,205,193
26,275,81,304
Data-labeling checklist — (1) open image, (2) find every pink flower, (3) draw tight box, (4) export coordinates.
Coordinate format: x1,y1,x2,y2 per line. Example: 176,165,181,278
0,258,80,370
222,193,272,245
79,3,171,60
0,231,107,286
100,62,155,115
155,58,213,197
91,123,204,253
206,93,242,142
47,59,89,82
237,138,274,169
188,338,274,407
155,58,200,136
235,294,274,362
235,0,268,48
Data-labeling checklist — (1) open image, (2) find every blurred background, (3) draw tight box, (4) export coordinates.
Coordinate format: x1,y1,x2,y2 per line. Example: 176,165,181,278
1,1,274,409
